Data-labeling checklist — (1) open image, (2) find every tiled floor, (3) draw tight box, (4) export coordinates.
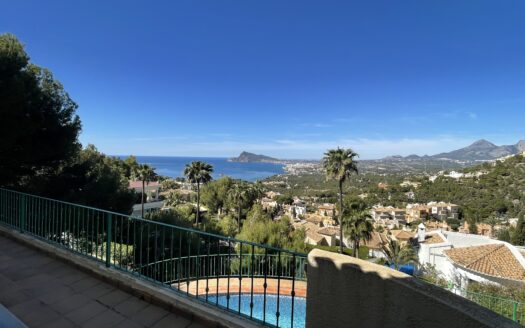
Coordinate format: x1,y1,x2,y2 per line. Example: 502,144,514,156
0,236,206,328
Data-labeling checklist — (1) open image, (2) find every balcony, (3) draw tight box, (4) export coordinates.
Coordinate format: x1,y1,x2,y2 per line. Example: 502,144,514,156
0,188,521,327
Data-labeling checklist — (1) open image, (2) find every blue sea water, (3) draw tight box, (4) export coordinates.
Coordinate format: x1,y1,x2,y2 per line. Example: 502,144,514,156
205,294,306,328
127,156,284,182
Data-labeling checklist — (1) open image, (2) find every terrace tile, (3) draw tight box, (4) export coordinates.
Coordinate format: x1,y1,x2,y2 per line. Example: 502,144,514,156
0,235,210,328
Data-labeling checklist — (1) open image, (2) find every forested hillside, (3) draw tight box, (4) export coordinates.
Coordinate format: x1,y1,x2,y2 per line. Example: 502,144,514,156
265,154,525,220
415,155,525,219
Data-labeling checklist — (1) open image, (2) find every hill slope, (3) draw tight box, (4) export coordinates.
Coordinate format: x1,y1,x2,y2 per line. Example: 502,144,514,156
432,139,524,161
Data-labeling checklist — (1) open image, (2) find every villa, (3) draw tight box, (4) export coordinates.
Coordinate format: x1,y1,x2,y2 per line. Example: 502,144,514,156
284,199,307,220
261,197,277,211
129,180,161,202
406,203,429,222
459,222,495,237
317,203,336,217
417,224,525,289
390,229,415,244
317,226,340,247
371,206,406,222
362,231,389,258
427,201,460,220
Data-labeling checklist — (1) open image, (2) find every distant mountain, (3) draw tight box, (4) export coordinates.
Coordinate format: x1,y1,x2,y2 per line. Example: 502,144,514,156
431,139,525,161
517,140,525,152
228,151,281,163
358,139,525,174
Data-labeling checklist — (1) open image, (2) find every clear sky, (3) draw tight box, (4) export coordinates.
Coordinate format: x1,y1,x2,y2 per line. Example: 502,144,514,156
1,1,524,159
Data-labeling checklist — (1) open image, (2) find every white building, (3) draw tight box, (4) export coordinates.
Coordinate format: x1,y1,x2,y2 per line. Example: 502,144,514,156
417,225,525,288
427,202,459,220
317,227,339,247
291,198,307,218
129,181,161,201
362,232,388,259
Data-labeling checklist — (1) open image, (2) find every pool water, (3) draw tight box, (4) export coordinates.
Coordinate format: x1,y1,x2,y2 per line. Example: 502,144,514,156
205,294,306,328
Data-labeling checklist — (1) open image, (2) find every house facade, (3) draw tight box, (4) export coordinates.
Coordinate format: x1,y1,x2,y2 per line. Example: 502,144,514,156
129,181,161,202
317,204,336,218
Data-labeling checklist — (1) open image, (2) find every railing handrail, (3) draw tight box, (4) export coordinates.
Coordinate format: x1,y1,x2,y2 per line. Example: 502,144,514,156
0,187,307,257
465,289,524,305
418,277,524,305
135,253,308,280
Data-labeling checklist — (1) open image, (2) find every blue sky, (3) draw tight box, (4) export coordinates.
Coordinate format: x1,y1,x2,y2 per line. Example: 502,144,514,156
2,1,524,159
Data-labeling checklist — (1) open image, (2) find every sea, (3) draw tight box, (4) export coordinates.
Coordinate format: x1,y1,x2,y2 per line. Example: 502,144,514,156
125,156,285,182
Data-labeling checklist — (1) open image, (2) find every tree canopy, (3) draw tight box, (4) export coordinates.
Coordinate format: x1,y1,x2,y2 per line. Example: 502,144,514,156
236,205,306,253
0,34,81,188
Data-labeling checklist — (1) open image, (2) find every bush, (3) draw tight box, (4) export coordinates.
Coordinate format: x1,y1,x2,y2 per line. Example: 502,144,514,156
468,282,525,303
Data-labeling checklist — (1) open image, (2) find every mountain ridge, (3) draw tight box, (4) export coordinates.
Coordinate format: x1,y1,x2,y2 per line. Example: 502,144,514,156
409,139,525,161
228,140,524,174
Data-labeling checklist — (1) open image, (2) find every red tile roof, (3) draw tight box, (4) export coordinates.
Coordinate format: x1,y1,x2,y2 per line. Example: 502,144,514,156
317,227,340,236
129,181,160,189
444,244,525,282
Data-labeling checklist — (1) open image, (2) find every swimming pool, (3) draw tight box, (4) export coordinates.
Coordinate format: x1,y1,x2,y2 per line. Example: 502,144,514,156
205,293,306,328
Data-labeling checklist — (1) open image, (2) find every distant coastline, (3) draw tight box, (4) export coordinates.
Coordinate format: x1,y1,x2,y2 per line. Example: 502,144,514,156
123,155,286,182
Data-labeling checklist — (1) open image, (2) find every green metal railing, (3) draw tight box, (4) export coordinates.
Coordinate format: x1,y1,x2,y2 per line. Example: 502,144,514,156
419,277,524,325
463,289,524,324
136,253,307,284
0,188,307,328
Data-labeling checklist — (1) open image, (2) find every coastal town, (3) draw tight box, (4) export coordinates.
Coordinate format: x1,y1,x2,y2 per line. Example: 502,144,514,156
128,150,525,295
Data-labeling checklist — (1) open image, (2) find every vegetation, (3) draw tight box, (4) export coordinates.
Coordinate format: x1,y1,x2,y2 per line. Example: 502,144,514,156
200,176,235,217
511,212,525,246
266,153,525,244
25,145,137,213
381,239,418,269
416,264,449,287
467,282,525,304
229,181,251,232
236,205,307,253
0,33,81,189
343,200,373,257
184,161,213,224
134,164,157,218
323,147,359,253
0,34,143,213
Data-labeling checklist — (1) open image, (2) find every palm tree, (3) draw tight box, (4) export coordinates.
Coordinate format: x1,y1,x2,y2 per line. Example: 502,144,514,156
134,164,157,218
229,182,249,232
251,181,266,201
323,147,359,254
343,202,373,257
381,239,418,270
184,161,214,224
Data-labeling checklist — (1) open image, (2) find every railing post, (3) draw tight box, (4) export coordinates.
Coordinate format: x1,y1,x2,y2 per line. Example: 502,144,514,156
19,194,26,233
106,213,112,268
513,302,518,322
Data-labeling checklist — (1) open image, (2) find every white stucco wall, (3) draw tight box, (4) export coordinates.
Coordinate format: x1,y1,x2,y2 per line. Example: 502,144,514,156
420,231,525,288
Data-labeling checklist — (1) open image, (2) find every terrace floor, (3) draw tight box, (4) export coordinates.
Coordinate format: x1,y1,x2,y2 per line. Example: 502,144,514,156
0,235,206,328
